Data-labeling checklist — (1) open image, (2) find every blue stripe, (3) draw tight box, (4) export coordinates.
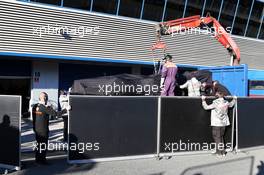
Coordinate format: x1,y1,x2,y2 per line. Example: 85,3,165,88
250,90,264,96
0,52,154,65
248,69,264,80
0,51,217,69
199,64,247,70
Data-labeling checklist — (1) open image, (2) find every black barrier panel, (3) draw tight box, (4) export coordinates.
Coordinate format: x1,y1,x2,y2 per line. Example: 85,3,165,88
160,97,234,153
69,96,158,160
237,98,264,149
0,96,20,167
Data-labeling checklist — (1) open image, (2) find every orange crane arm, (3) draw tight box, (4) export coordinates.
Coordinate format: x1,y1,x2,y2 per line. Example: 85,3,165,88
152,15,240,65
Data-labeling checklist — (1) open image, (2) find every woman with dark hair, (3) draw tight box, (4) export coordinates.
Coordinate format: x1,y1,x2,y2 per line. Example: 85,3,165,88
201,92,236,157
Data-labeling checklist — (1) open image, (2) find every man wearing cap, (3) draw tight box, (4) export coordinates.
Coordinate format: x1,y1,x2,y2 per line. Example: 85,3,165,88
160,54,178,96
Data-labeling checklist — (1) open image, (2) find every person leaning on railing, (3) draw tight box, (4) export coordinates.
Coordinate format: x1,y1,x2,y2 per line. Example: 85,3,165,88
201,92,237,157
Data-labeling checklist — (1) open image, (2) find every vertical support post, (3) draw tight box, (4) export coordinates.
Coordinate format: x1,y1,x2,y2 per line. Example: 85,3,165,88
60,0,64,7
162,0,168,22
156,96,161,159
231,0,240,34
140,0,145,20
116,0,121,16
90,0,94,12
231,101,236,152
182,0,188,18
67,94,71,163
218,0,224,21
257,12,264,39
18,96,22,170
230,55,234,66
235,99,239,152
201,0,207,17
244,0,255,36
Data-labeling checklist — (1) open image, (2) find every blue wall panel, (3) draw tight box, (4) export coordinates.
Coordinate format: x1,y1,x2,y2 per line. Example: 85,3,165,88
200,65,248,96
248,70,264,80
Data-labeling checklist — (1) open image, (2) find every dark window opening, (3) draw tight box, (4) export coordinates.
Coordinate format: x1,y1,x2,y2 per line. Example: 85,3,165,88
203,0,222,19
30,0,61,6
232,0,253,36
249,80,264,90
164,0,185,21
185,0,205,17
219,0,238,30
63,0,91,10
246,1,264,38
259,22,264,39
119,0,142,18
142,0,165,21
92,0,118,14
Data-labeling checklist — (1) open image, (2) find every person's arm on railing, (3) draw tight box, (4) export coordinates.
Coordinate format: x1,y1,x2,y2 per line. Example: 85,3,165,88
228,96,237,108
201,96,215,110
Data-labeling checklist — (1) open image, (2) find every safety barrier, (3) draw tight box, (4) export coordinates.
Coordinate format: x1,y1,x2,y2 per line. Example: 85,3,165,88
158,97,235,157
68,96,158,163
68,95,263,163
0,95,21,170
236,98,264,150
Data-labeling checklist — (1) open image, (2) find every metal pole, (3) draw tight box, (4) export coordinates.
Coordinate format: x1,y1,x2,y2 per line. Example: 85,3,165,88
162,0,168,22
90,0,94,11
201,0,207,17
116,0,121,16
235,100,238,152
218,0,224,21
182,0,188,18
244,0,255,36
19,96,22,170
156,96,161,159
231,101,236,152
60,0,63,7
140,0,145,19
67,94,70,163
231,0,240,34
257,10,264,39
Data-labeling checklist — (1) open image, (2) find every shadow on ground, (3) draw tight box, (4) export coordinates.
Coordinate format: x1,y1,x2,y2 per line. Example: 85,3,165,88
17,157,96,175
148,172,165,175
180,156,254,175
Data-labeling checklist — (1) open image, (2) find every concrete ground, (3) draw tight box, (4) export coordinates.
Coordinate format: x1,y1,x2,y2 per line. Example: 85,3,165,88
5,147,264,175
1,118,264,175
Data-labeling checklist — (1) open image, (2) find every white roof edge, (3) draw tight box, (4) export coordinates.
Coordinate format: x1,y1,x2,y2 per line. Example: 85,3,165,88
231,34,264,43
1,0,158,25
